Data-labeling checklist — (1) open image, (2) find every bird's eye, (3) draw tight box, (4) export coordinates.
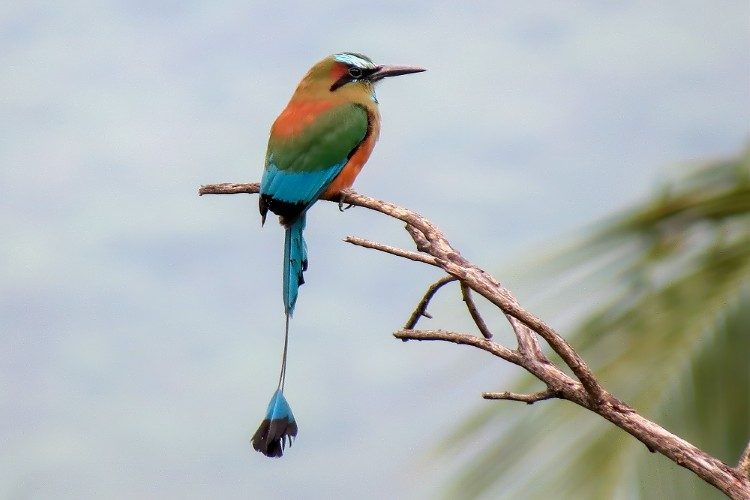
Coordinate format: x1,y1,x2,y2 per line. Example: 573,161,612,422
348,67,363,79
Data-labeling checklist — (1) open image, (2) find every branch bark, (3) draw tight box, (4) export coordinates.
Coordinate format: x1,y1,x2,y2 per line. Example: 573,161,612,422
200,182,750,499
482,389,557,403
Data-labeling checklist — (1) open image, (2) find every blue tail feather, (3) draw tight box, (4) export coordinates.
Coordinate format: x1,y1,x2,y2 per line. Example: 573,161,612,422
266,388,295,421
251,389,298,458
283,214,307,316
254,204,309,458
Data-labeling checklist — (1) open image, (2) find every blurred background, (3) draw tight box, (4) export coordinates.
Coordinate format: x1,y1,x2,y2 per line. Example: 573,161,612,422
1,1,748,499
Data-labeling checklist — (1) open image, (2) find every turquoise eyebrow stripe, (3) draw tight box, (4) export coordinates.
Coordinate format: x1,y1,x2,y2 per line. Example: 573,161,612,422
333,53,375,69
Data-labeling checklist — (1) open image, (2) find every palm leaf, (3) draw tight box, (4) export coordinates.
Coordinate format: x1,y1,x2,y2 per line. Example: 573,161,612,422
443,147,750,499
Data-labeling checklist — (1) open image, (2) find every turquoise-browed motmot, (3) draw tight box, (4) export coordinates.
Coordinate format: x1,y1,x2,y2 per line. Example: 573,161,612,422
252,53,424,457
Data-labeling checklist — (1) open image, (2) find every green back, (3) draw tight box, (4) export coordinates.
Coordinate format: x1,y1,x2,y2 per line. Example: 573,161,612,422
267,103,368,173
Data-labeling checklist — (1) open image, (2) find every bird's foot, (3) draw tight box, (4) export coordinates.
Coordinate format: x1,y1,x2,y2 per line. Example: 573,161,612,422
337,188,356,212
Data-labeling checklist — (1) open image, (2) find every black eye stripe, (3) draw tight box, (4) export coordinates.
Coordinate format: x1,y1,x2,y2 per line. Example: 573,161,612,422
330,66,378,92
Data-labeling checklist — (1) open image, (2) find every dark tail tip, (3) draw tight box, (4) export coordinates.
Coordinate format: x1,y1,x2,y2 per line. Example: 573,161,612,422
252,389,298,457
259,195,269,226
251,417,298,457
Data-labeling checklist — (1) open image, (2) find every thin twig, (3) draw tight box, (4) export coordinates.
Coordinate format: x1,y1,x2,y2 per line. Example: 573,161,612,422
344,236,440,267
403,276,458,329
482,389,557,404
460,282,493,339
394,329,521,364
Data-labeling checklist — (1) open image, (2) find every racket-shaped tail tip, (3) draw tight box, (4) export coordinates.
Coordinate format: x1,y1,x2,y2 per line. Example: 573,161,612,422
251,389,298,458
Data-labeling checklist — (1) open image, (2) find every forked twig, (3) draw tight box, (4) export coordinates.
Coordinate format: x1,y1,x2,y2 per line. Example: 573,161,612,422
505,314,545,360
403,276,457,329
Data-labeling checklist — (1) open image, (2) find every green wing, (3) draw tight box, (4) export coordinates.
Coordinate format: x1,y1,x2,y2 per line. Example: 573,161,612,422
260,103,369,209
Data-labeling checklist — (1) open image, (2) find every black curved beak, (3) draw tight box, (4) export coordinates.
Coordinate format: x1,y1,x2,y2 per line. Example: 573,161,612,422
368,65,426,82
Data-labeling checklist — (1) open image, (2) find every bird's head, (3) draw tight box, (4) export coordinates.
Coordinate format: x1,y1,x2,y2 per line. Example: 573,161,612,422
293,52,425,102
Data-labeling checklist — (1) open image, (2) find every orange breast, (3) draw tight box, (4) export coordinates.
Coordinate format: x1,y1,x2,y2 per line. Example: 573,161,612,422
323,114,381,197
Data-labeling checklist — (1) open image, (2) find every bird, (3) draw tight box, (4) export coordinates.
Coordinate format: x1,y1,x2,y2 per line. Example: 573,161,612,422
251,52,425,457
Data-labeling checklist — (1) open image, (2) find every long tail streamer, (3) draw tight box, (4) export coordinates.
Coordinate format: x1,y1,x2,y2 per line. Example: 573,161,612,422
252,314,298,457
253,214,307,457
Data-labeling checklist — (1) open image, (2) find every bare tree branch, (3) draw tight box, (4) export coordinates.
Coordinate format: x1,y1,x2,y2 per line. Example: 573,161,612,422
200,182,750,499
403,276,457,329
343,236,439,267
199,182,260,196
482,390,557,404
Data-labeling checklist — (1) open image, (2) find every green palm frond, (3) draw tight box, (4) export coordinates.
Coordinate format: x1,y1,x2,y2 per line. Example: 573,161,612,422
444,146,750,499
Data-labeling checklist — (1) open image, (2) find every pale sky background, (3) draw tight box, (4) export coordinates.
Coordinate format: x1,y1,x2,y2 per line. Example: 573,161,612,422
1,1,749,499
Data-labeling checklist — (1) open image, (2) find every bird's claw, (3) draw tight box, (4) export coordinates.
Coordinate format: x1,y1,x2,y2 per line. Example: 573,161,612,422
337,189,355,212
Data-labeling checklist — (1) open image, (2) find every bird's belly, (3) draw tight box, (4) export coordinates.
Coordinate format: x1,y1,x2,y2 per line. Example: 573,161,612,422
323,134,377,197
